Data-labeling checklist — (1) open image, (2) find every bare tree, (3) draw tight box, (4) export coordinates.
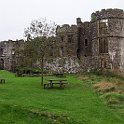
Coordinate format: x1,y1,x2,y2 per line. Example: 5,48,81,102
24,18,56,40
31,37,55,85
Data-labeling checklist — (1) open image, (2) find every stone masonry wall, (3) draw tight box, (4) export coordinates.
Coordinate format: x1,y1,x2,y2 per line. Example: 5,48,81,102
45,57,80,73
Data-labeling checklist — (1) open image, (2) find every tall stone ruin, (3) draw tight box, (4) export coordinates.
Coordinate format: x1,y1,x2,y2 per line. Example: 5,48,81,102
53,8,124,72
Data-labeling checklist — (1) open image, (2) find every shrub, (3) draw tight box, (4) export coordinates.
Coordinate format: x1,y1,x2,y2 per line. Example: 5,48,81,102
16,67,49,77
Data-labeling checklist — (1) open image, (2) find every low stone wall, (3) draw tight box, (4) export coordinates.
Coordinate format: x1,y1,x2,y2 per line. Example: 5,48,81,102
45,54,114,73
45,57,80,73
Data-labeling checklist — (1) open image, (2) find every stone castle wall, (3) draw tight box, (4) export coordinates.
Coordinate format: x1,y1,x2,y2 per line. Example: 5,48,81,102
1,8,124,73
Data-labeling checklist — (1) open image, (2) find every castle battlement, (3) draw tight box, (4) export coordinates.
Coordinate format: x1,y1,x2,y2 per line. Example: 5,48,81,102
56,24,77,34
91,8,124,21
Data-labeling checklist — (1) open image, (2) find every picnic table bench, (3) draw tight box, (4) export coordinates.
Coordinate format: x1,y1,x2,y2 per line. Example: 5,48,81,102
44,79,68,89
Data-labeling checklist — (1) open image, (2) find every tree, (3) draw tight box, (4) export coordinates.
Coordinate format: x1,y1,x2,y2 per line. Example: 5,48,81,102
31,36,55,85
24,18,56,40
23,18,56,85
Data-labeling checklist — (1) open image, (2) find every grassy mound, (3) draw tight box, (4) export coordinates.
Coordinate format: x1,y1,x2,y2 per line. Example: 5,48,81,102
100,92,124,105
0,103,75,124
0,103,53,124
94,82,116,94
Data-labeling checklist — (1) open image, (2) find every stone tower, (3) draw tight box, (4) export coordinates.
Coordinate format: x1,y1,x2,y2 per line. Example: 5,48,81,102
91,9,124,70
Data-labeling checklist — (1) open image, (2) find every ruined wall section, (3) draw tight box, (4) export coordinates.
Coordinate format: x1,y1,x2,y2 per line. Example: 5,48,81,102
119,20,124,70
77,21,92,57
4,41,15,71
0,42,6,70
90,22,99,56
76,18,101,71
0,40,24,71
45,24,80,73
56,24,78,57
45,57,80,73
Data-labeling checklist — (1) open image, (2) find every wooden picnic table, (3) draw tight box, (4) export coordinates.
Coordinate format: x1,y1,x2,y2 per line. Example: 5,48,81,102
44,79,67,89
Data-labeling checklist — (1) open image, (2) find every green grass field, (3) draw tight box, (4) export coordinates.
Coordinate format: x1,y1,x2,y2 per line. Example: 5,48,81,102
0,70,124,124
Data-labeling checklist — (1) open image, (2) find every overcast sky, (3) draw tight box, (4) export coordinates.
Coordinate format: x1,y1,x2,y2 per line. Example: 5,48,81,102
0,0,124,41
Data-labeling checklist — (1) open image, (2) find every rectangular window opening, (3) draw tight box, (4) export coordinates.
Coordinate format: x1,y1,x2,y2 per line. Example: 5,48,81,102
61,36,64,42
99,19,108,35
99,38,108,54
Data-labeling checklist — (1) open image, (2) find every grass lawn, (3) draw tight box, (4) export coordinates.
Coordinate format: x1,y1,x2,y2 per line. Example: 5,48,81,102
0,70,124,124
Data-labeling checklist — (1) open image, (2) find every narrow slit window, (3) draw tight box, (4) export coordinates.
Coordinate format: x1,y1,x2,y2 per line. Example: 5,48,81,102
85,39,88,46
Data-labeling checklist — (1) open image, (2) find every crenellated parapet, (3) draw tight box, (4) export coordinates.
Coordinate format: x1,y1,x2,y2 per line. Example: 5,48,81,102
91,8,124,21
56,24,77,34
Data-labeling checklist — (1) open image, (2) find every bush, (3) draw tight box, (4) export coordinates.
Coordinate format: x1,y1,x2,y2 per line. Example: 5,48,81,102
16,67,49,77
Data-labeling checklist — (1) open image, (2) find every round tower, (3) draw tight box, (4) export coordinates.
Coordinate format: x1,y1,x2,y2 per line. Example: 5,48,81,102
91,9,124,70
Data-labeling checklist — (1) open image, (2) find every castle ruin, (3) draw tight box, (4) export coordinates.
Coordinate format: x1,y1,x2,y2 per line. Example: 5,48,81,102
1,9,124,73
